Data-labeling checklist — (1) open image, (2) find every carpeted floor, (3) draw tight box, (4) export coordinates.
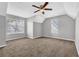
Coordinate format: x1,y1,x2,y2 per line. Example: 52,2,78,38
0,37,78,57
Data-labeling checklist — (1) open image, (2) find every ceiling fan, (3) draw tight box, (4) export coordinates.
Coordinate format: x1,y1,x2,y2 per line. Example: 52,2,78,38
32,2,52,14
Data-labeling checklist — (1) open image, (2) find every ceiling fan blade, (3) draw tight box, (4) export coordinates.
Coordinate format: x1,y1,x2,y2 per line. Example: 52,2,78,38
41,2,48,9
32,5,40,8
44,8,52,10
34,10,40,13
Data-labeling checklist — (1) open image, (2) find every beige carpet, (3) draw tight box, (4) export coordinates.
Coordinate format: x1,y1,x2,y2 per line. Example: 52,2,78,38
0,37,78,57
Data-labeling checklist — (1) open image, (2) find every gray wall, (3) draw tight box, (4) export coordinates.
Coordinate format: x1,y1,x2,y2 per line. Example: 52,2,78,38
26,21,42,39
24,19,27,37
0,2,7,16
42,15,75,41
33,22,42,38
75,13,79,55
42,19,51,37
0,3,7,47
0,15,6,47
27,21,33,39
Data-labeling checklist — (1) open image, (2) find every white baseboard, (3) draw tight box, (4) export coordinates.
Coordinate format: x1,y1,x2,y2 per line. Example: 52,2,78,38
27,36,74,42
27,36,41,39
53,37,75,42
42,36,75,42
0,44,6,48
27,36,34,39
24,35,75,42
32,36,42,39
6,36,25,41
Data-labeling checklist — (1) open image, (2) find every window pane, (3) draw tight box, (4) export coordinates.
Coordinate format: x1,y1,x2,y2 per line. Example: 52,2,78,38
51,19,59,34
16,20,24,33
7,19,24,34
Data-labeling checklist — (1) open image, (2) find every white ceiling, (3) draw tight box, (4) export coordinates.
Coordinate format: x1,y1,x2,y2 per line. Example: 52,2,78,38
7,2,66,18
7,2,79,23
64,2,79,19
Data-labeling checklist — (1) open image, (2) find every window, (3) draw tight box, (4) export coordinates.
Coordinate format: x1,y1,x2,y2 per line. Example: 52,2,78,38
51,19,59,34
7,19,24,34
